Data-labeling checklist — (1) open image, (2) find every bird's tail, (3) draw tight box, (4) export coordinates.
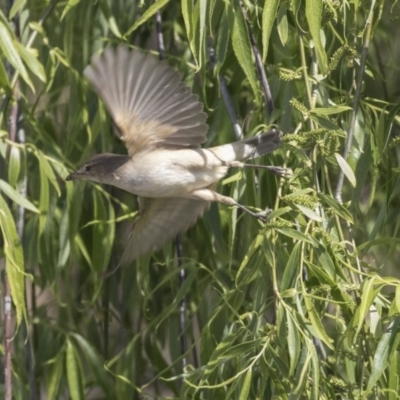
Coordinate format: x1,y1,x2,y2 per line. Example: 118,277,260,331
209,128,283,163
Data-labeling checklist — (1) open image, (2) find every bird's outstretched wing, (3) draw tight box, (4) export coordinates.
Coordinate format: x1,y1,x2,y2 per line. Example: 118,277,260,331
121,197,209,263
84,47,208,156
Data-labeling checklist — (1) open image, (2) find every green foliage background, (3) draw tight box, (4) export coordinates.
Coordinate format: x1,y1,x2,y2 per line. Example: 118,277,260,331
1,0,400,399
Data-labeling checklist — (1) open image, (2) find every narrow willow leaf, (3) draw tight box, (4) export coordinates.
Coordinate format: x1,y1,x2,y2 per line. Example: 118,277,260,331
9,0,25,19
352,278,381,340
71,333,113,395
181,0,197,63
231,4,259,101
276,228,316,245
287,313,301,376
311,105,352,115
262,0,279,61
14,41,46,82
37,151,61,196
366,317,400,392
266,206,291,221
388,352,399,400
57,205,70,269
0,22,34,91
335,153,356,187
0,59,11,89
319,193,354,223
215,11,229,75
7,145,20,188
0,195,27,324
66,339,84,400
239,368,252,400
0,179,39,213
303,292,333,349
198,0,208,68
61,0,81,20
296,204,323,221
309,340,320,399
222,170,242,185
47,350,65,400
124,0,170,36
276,3,288,46
38,157,49,235
91,190,115,274
396,285,400,314
236,233,264,285
280,241,301,291
99,0,122,38
305,0,328,74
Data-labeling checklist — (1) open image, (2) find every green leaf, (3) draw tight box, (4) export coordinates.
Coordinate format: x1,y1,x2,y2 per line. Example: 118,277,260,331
366,317,400,392
280,241,302,291
351,278,382,340
9,0,25,19
276,3,288,47
319,193,354,223
37,152,61,196
0,21,34,91
0,59,11,89
215,11,229,75
335,153,356,187
47,349,65,400
66,339,84,400
276,228,317,245
311,105,352,115
236,233,263,285
303,292,333,349
124,0,170,37
99,0,122,38
231,4,259,101
262,0,279,61
239,368,252,400
61,0,82,20
7,145,20,188
305,0,328,74
0,179,39,213
295,204,323,221
0,195,27,324
71,333,113,396
14,41,46,82
287,313,301,376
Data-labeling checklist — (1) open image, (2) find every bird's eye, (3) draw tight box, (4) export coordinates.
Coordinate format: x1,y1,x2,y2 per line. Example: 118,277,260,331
85,165,92,172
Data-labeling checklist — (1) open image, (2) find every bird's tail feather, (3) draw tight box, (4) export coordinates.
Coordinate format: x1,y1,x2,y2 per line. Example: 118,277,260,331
209,128,283,163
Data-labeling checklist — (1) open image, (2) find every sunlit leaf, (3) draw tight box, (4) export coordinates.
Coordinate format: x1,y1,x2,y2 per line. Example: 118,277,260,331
0,21,34,90
0,195,27,324
335,153,356,187
262,0,279,61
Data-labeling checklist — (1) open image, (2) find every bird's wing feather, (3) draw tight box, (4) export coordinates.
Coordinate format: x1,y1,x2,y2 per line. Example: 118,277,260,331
84,47,208,156
121,197,209,262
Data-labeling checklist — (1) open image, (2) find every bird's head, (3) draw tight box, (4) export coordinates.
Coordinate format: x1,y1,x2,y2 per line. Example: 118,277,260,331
66,153,130,184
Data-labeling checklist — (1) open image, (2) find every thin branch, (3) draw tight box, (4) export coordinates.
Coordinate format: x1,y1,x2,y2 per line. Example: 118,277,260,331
334,0,376,203
155,10,165,60
239,1,274,118
208,42,242,140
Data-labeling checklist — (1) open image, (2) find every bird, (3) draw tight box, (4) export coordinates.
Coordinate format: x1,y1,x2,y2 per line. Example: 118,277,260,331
66,46,283,261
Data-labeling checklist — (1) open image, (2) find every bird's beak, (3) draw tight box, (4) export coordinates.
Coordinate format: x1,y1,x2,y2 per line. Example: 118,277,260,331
66,170,80,181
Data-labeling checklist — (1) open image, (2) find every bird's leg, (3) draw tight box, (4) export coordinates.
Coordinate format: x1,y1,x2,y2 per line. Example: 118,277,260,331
229,161,291,178
189,189,270,221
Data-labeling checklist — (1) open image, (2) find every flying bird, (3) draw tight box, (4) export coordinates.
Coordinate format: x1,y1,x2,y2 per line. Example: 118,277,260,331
66,47,282,261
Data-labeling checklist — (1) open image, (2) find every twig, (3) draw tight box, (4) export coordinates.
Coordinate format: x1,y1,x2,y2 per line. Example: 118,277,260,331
239,1,274,118
155,10,165,60
208,42,243,140
334,0,376,203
